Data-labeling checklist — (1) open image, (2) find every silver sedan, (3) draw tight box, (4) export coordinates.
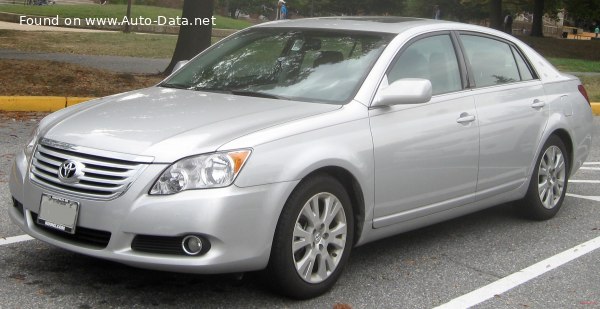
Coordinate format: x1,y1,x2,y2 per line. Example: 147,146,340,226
8,17,593,299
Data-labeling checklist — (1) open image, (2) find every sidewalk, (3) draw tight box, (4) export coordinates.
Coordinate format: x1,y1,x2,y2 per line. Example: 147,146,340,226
0,49,169,74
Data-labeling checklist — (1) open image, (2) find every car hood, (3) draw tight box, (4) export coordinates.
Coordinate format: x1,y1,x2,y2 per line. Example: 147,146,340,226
43,87,340,162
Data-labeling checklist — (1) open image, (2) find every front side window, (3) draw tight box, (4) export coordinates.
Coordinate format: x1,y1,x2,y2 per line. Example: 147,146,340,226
161,29,393,104
388,34,462,95
461,35,521,87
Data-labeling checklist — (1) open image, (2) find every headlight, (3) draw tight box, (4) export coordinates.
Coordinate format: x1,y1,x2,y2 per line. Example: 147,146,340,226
149,149,251,195
24,126,40,160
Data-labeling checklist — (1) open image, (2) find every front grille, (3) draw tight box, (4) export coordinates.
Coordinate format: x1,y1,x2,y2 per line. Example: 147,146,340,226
30,139,150,200
31,212,111,249
132,235,210,256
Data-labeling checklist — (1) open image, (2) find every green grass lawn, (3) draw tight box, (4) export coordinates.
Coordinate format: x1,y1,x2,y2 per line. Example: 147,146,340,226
547,57,600,73
0,4,251,29
0,29,226,58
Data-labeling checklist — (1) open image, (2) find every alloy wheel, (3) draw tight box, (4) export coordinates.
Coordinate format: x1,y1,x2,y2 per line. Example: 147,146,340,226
537,145,567,209
292,192,347,284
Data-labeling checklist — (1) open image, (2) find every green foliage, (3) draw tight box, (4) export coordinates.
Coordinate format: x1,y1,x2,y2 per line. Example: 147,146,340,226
564,0,600,22
109,0,182,8
404,0,563,22
218,0,406,18
405,0,487,21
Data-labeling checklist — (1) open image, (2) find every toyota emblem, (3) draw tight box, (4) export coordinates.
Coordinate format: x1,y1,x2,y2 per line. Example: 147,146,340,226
58,160,84,184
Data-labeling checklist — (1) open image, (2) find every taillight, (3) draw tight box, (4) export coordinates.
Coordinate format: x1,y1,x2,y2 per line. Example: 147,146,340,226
578,84,591,106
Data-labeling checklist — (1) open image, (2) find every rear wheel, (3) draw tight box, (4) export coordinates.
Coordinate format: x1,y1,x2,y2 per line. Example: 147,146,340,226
520,135,569,220
267,174,354,299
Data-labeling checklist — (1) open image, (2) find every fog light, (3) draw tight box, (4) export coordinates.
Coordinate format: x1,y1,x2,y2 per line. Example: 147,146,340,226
182,235,203,256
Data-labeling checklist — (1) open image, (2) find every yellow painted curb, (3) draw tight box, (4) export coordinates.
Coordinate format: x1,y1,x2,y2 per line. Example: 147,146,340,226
0,96,96,112
67,97,96,107
592,102,600,116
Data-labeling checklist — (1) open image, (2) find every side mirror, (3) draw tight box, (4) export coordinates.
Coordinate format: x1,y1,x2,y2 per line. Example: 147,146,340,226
173,60,189,72
372,78,432,107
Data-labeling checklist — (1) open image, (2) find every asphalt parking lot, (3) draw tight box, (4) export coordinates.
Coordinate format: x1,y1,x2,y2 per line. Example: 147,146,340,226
1,112,598,309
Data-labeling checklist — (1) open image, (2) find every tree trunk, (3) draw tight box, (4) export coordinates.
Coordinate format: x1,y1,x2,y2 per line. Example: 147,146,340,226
489,0,502,31
124,0,132,33
164,0,214,74
530,0,544,37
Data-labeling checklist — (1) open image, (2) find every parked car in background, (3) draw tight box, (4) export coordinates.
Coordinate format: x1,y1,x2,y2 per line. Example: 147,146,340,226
9,17,593,299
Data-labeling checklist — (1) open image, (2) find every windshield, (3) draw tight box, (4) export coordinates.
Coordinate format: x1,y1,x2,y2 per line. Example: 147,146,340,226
160,28,393,104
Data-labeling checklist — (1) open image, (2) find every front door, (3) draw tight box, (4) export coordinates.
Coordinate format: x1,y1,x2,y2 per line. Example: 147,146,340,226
370,33,480,228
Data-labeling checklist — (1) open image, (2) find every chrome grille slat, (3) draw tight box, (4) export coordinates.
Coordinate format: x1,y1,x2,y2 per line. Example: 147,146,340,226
79,175,130,186
32,169,123,192
30,140,151,200
31,159,59,175
37,145,141,170
34,152,62,167
82,167,137,178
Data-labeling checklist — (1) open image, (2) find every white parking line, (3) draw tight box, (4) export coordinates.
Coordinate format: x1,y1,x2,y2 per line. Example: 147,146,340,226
580,167,600,171
567,193,600,202
569,180,600,184
583,162,600,165
434,236,600,309
0,235,34,246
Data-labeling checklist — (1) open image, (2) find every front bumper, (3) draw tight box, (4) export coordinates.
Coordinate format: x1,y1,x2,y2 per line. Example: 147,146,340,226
9,149,297,274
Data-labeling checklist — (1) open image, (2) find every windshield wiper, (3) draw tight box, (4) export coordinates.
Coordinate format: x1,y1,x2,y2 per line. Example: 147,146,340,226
230,90,286,100
194,87,232,94
159,83,191,90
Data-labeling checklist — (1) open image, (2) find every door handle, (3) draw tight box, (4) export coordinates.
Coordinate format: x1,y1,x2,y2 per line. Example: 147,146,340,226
456,113,476,124
531,99,546,108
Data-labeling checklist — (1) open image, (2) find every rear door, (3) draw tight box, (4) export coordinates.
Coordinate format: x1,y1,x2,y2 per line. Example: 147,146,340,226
458,33,548,198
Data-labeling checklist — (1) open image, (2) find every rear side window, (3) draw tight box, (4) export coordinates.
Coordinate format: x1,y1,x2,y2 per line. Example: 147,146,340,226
461,35,521,87
388,34,462,95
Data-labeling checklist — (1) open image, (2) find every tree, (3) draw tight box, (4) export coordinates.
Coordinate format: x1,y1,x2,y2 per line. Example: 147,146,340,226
164,0,214,74
405,0,488,22
530,0,544,37
488,0,502,30
563,0,600,27
124,0,132,33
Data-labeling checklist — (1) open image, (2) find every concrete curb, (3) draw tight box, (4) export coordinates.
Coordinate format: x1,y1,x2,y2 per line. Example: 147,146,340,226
1,97,599,114
0,96,95,112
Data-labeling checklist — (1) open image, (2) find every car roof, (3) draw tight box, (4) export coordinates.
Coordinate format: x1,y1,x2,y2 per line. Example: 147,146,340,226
254,16,456,34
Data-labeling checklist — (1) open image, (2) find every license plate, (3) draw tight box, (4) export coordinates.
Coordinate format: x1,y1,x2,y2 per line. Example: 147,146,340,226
38,194,79,234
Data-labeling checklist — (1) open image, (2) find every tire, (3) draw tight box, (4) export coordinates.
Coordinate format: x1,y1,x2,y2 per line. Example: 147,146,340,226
267,174,354,299
519,135,569,220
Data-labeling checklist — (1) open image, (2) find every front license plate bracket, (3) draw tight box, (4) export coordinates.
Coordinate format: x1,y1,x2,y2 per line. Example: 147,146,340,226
37,194,79,234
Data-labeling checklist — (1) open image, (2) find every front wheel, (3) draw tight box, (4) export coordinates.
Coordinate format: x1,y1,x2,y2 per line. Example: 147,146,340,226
519,135,569,220
267,174,354,299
